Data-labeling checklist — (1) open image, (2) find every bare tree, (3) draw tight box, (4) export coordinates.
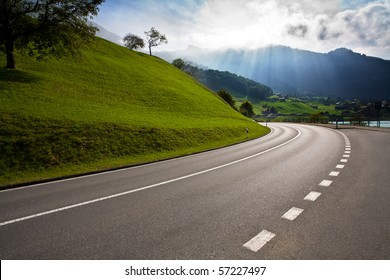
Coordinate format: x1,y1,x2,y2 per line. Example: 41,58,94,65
123,34,145,50
144,27,167,56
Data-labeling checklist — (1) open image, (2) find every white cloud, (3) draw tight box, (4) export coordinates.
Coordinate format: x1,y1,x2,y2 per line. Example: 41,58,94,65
189,0,300,48
296,1,390,56
94,0,390,59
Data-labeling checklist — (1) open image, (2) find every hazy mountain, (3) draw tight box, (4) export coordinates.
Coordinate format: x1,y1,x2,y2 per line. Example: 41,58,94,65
91,22,123,45
158,46,390,100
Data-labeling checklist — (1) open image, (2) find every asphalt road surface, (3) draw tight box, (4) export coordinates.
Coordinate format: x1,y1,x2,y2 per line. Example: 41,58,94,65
0,123,389,259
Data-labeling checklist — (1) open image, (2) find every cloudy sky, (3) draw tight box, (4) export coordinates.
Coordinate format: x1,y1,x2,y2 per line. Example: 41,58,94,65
94,0,390,59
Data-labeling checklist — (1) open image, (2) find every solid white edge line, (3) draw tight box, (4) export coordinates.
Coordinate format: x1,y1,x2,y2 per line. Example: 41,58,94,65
243,230,276,252
0,126,277,193
0,127,302,227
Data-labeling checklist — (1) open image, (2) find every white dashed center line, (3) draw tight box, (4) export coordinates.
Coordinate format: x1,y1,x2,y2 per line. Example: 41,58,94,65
282,207,304,221
243,127,352,254
304,191,322,201
319,180,333,187
243,230,276,252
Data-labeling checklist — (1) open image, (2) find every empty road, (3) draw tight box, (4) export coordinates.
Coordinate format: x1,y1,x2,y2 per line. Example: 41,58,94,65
0,123,389,259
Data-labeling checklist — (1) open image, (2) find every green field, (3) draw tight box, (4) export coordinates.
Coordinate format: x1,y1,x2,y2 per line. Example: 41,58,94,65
254,100,317,115
254,99,337,115
234,95,338,117
0,38,269,187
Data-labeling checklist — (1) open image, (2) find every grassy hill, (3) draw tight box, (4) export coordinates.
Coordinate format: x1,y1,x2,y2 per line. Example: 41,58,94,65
0,38,269,187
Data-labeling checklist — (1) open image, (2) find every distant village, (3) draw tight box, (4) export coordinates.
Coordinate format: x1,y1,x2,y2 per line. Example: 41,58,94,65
259,93,389,123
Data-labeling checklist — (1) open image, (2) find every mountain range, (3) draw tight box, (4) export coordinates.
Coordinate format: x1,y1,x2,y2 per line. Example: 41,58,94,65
158,46,390,100
92,24,390,100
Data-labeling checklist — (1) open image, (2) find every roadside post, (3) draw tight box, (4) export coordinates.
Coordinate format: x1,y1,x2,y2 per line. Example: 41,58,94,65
374,101,382,127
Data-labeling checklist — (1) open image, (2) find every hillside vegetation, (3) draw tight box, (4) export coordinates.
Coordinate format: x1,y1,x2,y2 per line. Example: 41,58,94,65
172,58,273,102
0,38,269,187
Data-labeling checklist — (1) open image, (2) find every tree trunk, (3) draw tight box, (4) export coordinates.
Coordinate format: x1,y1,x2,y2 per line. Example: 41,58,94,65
5,38,16,69
149,45,152,56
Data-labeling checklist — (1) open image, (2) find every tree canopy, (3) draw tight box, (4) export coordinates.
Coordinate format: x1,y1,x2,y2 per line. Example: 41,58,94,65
123,33,145,50
144,27,167,56
240,101,255,118
172,58,186,70
172,58,199,77
0,0,104,68
217,89,237,110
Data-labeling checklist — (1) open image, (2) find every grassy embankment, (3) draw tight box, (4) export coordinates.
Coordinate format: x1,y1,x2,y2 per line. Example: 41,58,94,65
0,38,269,187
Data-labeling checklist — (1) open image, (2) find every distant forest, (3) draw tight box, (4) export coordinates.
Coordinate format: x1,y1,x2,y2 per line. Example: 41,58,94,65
172,58,273,102
197,69,273,102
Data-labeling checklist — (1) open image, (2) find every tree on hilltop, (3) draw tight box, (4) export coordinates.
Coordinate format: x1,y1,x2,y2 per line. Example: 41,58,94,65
0,0,104,69
144,27,167,56
123,34,145,50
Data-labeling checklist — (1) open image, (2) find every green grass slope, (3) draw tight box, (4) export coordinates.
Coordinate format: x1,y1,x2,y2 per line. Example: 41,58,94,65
0,38,269,187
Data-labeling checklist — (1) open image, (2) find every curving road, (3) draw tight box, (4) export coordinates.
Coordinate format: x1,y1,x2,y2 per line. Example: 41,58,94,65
0,123,389,259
